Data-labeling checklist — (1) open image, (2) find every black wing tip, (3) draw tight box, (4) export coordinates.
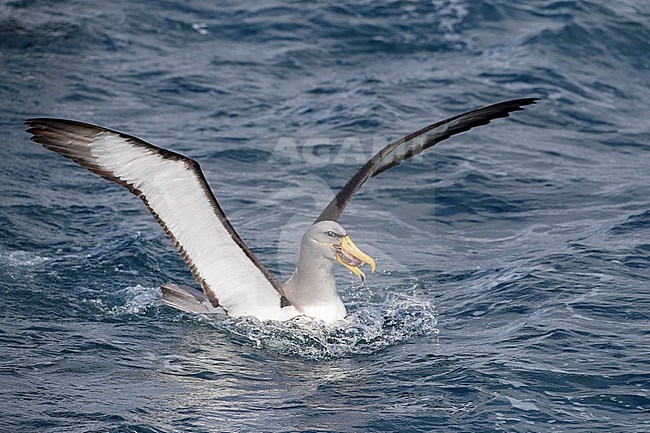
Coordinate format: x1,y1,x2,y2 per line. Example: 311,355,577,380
491,97,540,111
25,117,85,128
25,118,89,145
515,97,540,103
25,117,196,166
25,117,43,126
505,97,540,104
25,118,99,141
495,97,541,117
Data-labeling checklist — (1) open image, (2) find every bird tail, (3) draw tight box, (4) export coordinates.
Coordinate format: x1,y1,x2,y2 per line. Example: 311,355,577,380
160,284,223,314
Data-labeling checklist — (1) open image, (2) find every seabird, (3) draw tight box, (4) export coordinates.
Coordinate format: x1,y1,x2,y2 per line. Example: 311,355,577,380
25,98,538,324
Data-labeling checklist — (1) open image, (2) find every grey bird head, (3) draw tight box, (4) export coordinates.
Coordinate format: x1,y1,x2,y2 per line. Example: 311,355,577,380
303,221,376,281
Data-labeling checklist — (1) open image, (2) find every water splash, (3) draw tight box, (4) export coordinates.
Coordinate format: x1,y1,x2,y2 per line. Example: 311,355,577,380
219,292,438,360
112,285,163,315
80,285,163,317
1,250,51,270
103,286,438,360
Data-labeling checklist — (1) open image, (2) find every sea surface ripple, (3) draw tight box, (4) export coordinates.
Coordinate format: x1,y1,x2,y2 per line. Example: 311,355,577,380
0,1,648,431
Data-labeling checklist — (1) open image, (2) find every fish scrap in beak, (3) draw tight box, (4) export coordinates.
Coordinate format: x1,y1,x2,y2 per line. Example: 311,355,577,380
333,235,376,282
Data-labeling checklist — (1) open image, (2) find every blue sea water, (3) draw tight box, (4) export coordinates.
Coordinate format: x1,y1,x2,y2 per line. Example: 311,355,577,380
1,0,649,431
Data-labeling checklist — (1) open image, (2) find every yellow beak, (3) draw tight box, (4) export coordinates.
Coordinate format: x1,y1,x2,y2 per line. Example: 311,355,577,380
334,235,376,282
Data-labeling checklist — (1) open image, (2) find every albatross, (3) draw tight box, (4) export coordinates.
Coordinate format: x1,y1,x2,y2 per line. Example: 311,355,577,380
25,98,538,324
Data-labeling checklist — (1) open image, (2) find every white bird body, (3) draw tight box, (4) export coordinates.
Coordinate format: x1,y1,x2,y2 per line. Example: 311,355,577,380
25,98,538,324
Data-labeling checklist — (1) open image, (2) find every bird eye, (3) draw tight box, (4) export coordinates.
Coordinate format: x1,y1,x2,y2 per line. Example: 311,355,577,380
326,231,338,238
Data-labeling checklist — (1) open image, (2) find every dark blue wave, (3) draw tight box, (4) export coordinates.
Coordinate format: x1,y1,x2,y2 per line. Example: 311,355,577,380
1,1,649,432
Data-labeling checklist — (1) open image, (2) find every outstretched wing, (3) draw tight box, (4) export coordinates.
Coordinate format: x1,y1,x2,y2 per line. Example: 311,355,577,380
26,118,284,318
315,98,539,223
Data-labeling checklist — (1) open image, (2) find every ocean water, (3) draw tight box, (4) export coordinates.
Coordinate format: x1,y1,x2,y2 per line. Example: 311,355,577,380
1,0,649,431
